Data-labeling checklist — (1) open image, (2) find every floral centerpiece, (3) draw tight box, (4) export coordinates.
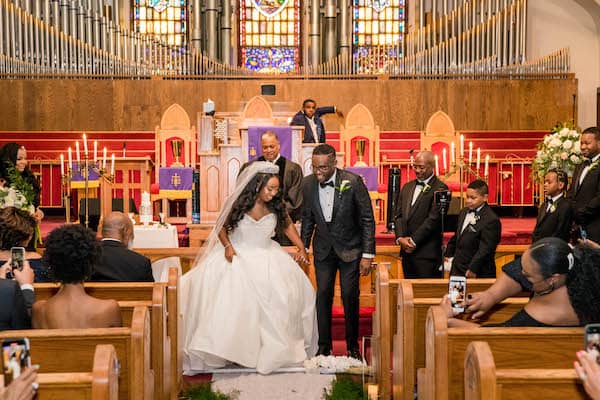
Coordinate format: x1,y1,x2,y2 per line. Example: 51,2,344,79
0,164,40,244
532,122,582,180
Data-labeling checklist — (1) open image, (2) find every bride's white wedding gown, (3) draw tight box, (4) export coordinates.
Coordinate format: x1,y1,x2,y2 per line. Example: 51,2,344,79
181,213,318,375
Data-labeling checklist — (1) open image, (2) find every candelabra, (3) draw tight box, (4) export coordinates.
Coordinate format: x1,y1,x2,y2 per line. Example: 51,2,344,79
442,154,486,207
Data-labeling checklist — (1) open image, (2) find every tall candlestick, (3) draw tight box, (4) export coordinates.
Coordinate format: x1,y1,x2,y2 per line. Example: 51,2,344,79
435,154,440,176
103,147,107,170
442,148,447,171
484,155,490,178
110,154,115,176
450,142,455,164
476,148,481,171
76,142,80,164
93,141,98,163
60,154,65,176
83,133,88,156
68,147,73,170
469,141,473,164
460,134,464,157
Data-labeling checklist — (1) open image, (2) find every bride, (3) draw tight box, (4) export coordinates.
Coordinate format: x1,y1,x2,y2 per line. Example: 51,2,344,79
181,162,318,375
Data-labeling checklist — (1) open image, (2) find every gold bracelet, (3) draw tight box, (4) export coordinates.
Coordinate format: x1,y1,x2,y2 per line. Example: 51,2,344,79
224,243,232,248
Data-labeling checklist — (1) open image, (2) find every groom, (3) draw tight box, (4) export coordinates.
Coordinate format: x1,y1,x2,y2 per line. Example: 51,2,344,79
301,144,375,359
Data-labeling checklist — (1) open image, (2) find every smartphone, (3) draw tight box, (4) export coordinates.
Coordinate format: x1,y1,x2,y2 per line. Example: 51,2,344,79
580,227,588,242
585,324,600,362
448,276,467,313
1,338,31,385
10,247,25,271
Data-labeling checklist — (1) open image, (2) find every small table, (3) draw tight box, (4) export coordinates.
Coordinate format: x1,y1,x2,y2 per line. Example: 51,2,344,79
133,224,181,282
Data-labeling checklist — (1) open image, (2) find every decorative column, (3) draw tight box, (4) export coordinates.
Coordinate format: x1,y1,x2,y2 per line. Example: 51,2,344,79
191,0,202,51
323,0,336,61
220,0,231,64
309,0,320,65
206,0,218,59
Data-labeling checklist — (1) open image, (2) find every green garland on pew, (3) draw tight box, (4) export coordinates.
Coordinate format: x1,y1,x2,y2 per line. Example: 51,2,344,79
179,383,239,400
322,376,367,400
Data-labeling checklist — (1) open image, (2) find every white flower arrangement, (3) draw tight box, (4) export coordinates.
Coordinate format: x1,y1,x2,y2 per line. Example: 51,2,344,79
303,355,366,374
0,187,36,214
533,123,582,180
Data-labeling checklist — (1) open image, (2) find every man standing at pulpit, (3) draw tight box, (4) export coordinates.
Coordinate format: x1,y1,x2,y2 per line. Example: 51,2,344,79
394,151,448,278
241,131,303,245
290,99,343,144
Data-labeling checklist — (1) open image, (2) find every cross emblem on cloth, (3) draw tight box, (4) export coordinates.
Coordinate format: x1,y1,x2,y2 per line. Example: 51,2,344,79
171,173,181,187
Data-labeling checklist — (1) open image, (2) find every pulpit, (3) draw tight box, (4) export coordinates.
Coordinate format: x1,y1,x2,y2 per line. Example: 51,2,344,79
155,104,197,223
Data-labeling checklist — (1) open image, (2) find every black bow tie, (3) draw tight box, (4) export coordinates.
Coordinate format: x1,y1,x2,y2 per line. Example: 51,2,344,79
320,181,334,189
583,159,592,167
467,209,477,214
415,181,425,187
546,198,554,204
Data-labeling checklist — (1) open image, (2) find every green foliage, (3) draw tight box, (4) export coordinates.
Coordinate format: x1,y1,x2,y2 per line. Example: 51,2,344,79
179,383,238,400
4,163,35,206
322,376,368,400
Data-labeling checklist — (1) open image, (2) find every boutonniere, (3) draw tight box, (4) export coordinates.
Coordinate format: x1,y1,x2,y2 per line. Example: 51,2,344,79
549,204,557,213
468,214,480,225
337,180,352,194
589,160,600,172
421,183,431,194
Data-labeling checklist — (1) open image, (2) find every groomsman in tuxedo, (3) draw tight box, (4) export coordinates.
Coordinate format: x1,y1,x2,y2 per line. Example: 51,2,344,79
241,131,304,245
568,126,600,243
532,169,572,243
393,151,448,278
301,144,375,359
290,99,343,143
445,180,501,278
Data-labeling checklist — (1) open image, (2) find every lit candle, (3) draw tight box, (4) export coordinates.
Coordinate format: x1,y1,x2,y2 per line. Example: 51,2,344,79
450,142,455,164
110,154,115,176
476,148,481,171
68,147,72,170
60,154,64,176
442,148,447,171
76,141,80,164
103,147,107,170
460,134,464,157
469,141,473,164
83,133,88,157
484,155,490,178
93,141,98,163
435,154,440,176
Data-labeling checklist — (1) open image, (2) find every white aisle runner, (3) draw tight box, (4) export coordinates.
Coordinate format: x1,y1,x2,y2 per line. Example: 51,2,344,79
211,372,335,400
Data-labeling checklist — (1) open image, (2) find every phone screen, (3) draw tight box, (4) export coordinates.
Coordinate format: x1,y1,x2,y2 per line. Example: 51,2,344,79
448,276,467,313
10,247,25,271
1,339,31,385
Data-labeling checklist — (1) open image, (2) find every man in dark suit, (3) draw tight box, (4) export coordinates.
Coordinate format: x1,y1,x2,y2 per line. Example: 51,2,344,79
241,131,304,245
568,126,600,243
290,99,343,143
92,212,154,282
445,180,501,278
393,151,448,278
532,169,572,243
301,144,375,359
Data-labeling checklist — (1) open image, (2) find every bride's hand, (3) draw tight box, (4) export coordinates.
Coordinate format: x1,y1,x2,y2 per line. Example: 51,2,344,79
224,244,236,263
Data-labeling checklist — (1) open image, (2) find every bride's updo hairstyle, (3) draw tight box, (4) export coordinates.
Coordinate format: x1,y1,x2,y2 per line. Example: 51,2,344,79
224,171,289,235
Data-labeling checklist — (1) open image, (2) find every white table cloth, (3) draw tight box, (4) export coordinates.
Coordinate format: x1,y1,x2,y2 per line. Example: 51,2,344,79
133,224,181,282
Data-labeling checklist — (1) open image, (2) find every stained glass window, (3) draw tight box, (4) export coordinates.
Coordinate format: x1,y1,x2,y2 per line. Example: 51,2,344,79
353,0,405,72
133,0,187,47
240,0,300,73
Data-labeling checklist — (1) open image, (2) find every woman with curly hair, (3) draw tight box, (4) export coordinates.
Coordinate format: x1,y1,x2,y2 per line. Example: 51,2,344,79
32,224,122,329
441,237,600,327
181,161,316,375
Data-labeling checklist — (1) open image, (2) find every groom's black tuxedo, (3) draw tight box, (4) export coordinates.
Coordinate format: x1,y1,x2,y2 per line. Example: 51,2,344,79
568,159,600,243
301,168,375,354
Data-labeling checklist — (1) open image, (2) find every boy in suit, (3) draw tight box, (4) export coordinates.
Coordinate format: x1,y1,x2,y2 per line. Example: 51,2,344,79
445,179,501,278
532,169,572,243
290,99,343,144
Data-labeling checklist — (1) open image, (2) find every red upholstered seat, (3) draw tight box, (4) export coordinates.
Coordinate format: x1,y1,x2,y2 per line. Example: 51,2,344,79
446,181,467,192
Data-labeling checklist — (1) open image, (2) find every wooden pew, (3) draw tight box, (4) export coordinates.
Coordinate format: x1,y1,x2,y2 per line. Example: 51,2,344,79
0,306,153,400
372,263,392,399
167,267,181,400
420,306,582,400
464,341,586,400
37,344,119,400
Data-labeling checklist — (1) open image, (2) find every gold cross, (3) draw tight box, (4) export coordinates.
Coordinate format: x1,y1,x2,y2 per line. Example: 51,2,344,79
250,147,257,157
171,173,181,187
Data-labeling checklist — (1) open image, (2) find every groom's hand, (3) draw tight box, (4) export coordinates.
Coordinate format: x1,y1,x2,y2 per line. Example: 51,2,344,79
359,258,372,276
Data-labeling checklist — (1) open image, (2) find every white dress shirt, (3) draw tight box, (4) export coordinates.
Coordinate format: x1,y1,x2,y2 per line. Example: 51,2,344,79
461,204,485,233
307,117,319,143
579,154,600,185
411,173,435,206
545,193,563,212
318,171,336,222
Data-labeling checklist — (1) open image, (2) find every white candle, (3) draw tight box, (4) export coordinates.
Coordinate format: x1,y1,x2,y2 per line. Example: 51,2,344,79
110,154,115,175
68,147,72,170
484,155,490,178
103,147,107,170
435,154,440,176
469,141,473,164
476,148,481,171
60,154,64,176
93,141,98,163
83,133,88,156
442,148,447,171
76,141,80,164
450,142,455,164
460,134,464,157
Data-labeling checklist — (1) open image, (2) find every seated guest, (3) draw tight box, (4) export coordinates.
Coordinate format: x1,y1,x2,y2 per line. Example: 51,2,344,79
290,99,342,143
0,207,49,282
91,212,153,282
445,179,501,278
32,225,122,329
0,365,38,399
575,349,600,399
532,169,572,243
0,259,35,329
443,237,600,327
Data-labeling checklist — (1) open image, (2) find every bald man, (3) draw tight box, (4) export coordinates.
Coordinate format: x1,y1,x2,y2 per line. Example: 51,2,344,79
91,212,154,282
393,151,449,278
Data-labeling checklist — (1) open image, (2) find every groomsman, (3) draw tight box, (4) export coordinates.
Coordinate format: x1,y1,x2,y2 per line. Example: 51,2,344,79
568,126,600,243
290,99,343,144
532,169,572,243
445,180,501,278
301,144,375,359
393,151,448,278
